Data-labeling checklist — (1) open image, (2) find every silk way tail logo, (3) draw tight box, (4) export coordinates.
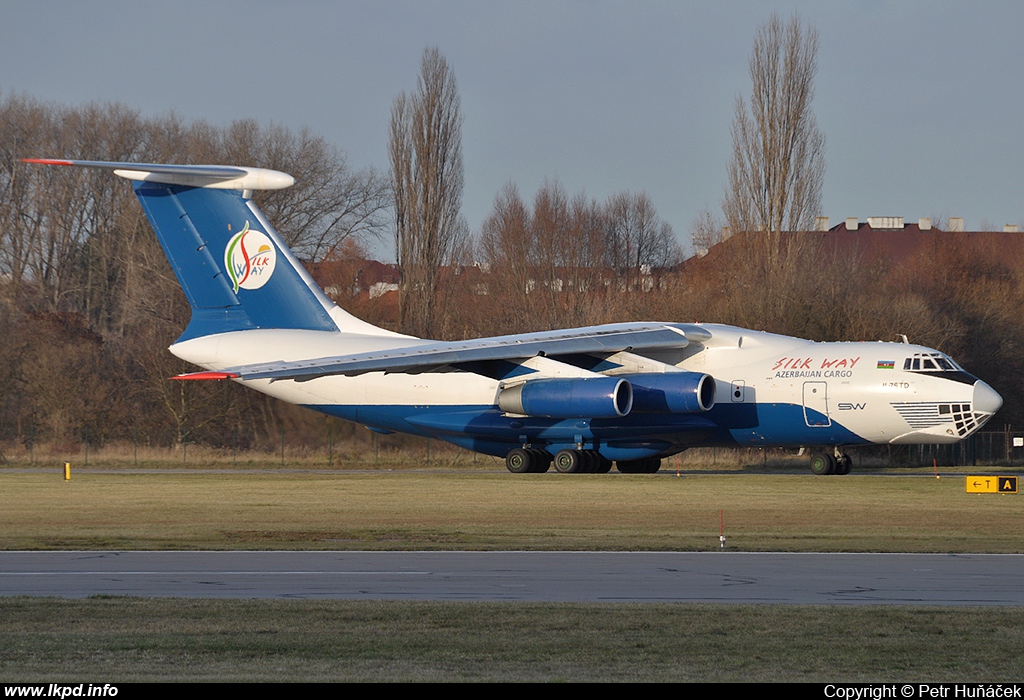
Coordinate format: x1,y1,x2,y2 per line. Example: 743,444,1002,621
224,221,277,293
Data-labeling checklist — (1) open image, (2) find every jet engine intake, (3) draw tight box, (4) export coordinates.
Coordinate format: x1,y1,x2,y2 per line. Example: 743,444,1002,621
627,372,716,413
497,377,633,418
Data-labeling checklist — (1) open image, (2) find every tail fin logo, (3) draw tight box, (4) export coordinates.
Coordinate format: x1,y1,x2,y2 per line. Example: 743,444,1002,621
224,221,277,292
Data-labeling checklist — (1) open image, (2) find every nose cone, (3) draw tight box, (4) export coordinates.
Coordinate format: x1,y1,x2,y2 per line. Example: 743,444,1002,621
973,380,1003,415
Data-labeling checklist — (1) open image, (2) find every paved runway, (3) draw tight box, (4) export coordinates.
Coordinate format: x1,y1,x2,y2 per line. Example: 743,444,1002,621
1,551,1021,604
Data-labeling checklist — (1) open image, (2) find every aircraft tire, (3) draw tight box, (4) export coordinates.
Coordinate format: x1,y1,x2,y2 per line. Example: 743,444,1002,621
594,454,613,473
809,453,836,475
554,449,583,473
578,451,594,473
616,458,658,474
835,453,853,475
506,448,534,474
530,449,552,473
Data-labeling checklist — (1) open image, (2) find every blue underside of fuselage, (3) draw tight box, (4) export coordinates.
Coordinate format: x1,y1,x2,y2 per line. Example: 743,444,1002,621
304,402,870,460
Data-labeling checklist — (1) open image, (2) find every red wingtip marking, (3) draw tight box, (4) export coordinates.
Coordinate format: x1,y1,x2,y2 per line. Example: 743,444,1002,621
20,158,74,166
171,371,240,381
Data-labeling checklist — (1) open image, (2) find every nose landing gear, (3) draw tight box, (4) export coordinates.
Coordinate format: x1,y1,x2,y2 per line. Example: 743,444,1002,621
809,450,853,475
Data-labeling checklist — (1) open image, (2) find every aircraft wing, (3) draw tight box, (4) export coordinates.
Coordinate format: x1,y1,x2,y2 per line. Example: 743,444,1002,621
199,322,712,382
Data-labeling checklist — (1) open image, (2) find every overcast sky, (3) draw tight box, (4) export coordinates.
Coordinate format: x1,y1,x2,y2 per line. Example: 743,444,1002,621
3,1,1022,256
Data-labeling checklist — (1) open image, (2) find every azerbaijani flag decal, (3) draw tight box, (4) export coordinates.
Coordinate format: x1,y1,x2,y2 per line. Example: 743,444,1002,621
877,360,895,370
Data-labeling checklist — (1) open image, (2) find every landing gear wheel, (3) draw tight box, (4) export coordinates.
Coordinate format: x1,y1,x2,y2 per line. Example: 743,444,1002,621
835,453,853,475
579,451,596,473
554,449,583,474
593,455,613,473
531,449,552,473
505,448,533,474
616,458,661,474
809,452,836,475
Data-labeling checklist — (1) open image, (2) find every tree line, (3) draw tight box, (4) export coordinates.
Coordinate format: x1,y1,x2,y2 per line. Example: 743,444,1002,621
0,95,391,449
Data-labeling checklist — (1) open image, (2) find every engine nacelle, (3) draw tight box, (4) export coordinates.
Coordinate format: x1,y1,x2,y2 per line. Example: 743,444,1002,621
627,372,716,413
497,377,633,418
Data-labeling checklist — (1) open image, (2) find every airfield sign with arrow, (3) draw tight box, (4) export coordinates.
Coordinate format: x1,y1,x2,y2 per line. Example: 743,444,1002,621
966,476,1018,494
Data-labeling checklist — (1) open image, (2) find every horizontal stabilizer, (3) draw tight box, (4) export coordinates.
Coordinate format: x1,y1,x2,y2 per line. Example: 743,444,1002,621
21,158,294,190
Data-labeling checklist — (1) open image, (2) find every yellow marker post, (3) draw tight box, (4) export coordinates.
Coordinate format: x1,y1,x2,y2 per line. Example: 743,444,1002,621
965,475,1017,494
64,462,71,481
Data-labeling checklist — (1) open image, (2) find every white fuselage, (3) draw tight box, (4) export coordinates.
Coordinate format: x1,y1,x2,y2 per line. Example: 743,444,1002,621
170,322,1000,455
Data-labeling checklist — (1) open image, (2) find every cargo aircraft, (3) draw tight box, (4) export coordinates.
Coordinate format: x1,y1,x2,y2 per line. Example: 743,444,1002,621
24,159,1003,475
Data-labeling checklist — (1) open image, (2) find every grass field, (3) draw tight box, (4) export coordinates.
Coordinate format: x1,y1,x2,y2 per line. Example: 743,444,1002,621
1,469,1020,552
2,598,1022,682
1,466,1020,682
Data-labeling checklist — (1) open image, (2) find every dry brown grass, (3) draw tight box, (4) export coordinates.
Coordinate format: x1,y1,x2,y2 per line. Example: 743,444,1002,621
1,439,495,470
1,470,1020,551
1,598,1022,682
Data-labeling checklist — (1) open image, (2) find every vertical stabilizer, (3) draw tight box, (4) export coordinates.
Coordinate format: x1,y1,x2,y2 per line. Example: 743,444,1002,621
134,182,339,341
22,159,402,341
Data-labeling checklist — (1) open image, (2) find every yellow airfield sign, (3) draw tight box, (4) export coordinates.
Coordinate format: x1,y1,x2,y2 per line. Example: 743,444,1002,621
965,476,1018,494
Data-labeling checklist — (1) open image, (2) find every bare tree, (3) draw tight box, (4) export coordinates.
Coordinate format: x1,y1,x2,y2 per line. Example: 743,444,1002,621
1,96,395,448
604,191,680,285
389,46,465,337
478,182,534,329
689,205,725,256
723,14,825,244
0,94,50,301
221,120,391,262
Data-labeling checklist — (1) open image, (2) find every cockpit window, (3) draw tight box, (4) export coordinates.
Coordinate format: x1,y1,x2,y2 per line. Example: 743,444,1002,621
903,352,963,373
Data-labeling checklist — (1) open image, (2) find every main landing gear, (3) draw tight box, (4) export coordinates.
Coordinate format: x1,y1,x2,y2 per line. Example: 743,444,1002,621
504,448,661,474
504,448,552,473
552,450,613,474
809,449,853,475
615,457,662,474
